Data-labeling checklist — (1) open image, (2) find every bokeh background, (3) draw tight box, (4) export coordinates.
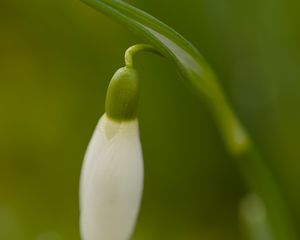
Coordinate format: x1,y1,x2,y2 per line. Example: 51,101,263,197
0,0,300,239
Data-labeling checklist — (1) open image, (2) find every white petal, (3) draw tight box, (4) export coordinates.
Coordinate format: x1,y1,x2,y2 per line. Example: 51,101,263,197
80,114,144,240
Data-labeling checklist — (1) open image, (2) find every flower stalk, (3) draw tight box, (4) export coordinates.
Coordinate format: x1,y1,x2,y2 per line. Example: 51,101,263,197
124,44,162,68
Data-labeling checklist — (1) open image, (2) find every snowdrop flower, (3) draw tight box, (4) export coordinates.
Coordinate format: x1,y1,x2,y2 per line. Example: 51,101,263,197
80,67,143,240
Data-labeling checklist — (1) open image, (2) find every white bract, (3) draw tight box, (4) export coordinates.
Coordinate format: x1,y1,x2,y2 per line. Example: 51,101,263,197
80,114,144,240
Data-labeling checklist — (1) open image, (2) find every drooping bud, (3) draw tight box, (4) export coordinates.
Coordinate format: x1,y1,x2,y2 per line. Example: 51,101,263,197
80,65,143,240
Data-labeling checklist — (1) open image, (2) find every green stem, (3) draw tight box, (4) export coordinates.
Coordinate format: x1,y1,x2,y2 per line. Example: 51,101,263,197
195,63,296,240
124,44,162,68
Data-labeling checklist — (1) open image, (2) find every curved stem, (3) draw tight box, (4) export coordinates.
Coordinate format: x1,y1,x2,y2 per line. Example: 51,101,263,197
124,44,163,67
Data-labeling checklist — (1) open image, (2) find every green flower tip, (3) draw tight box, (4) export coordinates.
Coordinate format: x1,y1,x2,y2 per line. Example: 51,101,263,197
105,66,139,121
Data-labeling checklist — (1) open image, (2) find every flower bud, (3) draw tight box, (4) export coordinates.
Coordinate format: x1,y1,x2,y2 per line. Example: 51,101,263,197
80,64,144,240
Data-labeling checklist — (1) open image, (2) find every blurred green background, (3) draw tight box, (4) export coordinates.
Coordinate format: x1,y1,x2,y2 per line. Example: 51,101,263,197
0,0,300,239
